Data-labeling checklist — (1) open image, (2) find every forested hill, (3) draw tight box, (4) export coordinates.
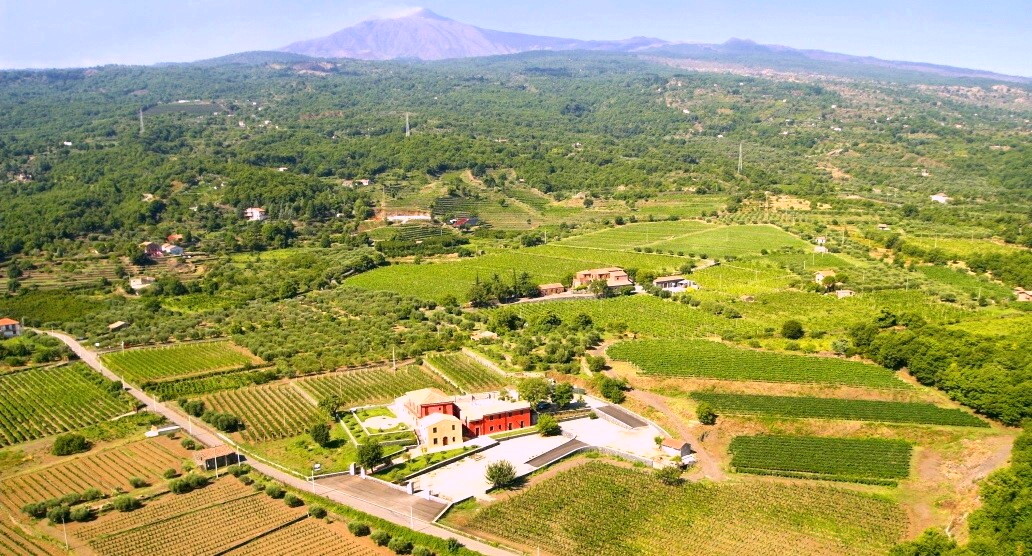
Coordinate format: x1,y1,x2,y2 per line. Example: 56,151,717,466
0,51,1030,260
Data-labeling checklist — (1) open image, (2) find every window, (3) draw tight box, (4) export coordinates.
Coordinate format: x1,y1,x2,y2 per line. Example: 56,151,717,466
433,427,437,433
433,438,438,445
452,425,456,430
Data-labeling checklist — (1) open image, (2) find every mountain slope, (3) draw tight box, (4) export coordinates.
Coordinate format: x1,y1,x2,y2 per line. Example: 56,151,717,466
280,8,667,60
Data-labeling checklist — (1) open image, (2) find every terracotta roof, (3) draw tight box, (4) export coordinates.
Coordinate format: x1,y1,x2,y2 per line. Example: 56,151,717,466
0,318,19,326
193,445,237,460
652,275,685,283
400,388,452,407
418,412,461,428
538,283,565,289
662,437,689,450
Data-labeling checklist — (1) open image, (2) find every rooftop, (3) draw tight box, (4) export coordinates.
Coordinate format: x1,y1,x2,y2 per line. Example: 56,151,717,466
455,396,530,422
653,275,686,283
193,445,237,460
0,318,19,326
400,387,453,407
418,412,461,428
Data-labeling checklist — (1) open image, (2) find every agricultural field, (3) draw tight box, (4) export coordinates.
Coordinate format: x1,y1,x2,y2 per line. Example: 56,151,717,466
144,368,279,401
559,220,717,251
914,265,1013,301
425,352,509,392
728,435,913,484
0,364,135,447
608,339,906,388
0,519,59,556
0,437,187,512
101,341,259,384
203,383,323,443
648,224,810,257
458,461,906,556
691,392,988,427
297,365,457,407
226,517,384,555
904,236,1023,259
84,479,305,556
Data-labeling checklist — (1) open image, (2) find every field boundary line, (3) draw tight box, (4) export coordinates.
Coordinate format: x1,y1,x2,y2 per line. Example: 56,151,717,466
289,381,321,407
422,355,465,393
212,514,308,555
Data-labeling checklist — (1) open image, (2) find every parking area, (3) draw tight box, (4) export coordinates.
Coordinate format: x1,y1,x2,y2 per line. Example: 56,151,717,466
316,473,447,522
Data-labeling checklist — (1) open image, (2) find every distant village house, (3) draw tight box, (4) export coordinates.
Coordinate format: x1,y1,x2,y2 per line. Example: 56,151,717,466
652,276,699,293
161,243,184,256
140,241,162,258
1016,288,1032,302
129,276,156,291
573,267,633,289
538,283,566,296
244,207,267,222
0,318,22,339
192,446,242,471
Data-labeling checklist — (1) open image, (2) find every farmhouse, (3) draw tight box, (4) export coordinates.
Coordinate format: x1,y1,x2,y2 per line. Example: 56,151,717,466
538,283,566,296
417,412,462,447
652,275,699,293
107,321,129,332
449,217,480,229
835,289,856,299
573,267,634,288
192,446,241,471
343,178,372,187
395,389,531,439
129,276,156,291
161,243,184,256
244,207,267,221
814,269,837,284
815,236,827,245
930,192,952,204
0,318,22,338
139,241,162,258
814,245,829,254
1016,288,1032,302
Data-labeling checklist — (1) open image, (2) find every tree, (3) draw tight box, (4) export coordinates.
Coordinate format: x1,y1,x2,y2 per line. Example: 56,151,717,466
697,402,717,425
594,375,626,403
588,279,611,298
655,465,683,486
586,355,606,373
309,422,331,447
112,495,141,512
781,320,804,340
356,439,383,470
536,414,561,436
888,529,956,556
52,433,89,456
517,378,551,408
551,382,574,409
485,460,517,489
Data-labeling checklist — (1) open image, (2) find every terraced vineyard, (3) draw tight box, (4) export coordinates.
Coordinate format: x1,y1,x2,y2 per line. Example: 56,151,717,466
609,339,906,388
88,482,304,556
560,220,716,251
102,341,258,384
203,384,323,443
729,435,913,484
692,392,988,427
0,364,134,447
297,365,456,407
463,461,906,556
0,438,187,512
227,517,380,555
425,352,508,392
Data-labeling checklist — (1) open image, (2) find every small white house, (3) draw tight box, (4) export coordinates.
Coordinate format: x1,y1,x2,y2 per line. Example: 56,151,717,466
161,243,184,256
930,193,952,204
129,276,156,291
815,236,827,246
244,207,267,222
653,276,699,293
0,318,22,339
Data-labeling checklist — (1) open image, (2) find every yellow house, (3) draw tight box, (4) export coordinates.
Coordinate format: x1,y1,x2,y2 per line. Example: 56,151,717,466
418,412,462,448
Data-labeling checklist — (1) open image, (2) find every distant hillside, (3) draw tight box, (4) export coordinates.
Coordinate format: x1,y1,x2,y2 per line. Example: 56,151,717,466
280,8,668,61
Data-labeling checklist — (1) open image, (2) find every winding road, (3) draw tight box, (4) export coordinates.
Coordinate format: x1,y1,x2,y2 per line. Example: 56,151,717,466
43,330,515,556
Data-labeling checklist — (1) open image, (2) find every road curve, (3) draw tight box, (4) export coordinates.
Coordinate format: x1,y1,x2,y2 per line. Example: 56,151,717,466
42,330,516,556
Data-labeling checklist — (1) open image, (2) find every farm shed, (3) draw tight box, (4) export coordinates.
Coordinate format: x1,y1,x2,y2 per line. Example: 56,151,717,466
538,283,566,296
192,446,242,471
108,321,129,332
652,275,698,292
1015,288,1032,302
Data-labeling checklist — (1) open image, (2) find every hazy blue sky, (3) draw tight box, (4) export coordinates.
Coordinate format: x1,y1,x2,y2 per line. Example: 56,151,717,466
1,0,1029,76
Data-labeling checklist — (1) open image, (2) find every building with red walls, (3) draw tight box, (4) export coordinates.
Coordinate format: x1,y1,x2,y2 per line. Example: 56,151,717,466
396,389,531,439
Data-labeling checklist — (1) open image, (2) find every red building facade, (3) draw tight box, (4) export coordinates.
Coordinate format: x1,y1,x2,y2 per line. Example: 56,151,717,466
465,408,532,437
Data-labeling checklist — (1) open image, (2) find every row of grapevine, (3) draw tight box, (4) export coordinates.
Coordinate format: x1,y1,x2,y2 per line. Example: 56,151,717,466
425,352,509,392
203,384,323,443
227,517,378,555
692,392,988,427
728,435,913,484
0,364,134,447
102,341,257,384
609,339,906,389
297,365,456,406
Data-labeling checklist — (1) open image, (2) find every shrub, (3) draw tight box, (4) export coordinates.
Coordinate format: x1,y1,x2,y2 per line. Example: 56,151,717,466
781,320,805,340
51,433,89,456
655,465,683,486
485,460,517,489
128,477,149,489
184,474,208,489
536,414,561,437
21,502,47,519
162,468,179,479
168,479,190,494
371,530,392,546
180,438,198,450
181,399,206,417
446,538,463,552
356,439,384,470
697,402,718,425
308,506,327,519
81,488,104,501
265,484,285,499
413,547,434,556
69,506,92,522
309,422,331,447
47,505,71,525
239,475,254,485
348,522,371,537
201,411,242,433
112,495,140,512
283,494,303,507
388,537,414,554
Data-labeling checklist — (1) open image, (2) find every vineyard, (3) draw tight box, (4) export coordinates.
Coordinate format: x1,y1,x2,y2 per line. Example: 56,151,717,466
297,365,456,407
463,461,906,556
425,352,509,392
608,339,906,388
203,384,323,443
728,435,913,484
102,341,259,384
0,364,134,447
0,518,60,555
226,517,381,555
87,480,304,556
691,392,989,427
0,437,187,512
144,369,278,401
